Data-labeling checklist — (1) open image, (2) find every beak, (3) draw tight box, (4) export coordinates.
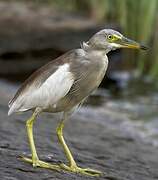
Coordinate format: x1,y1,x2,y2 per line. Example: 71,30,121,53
119,37,148,50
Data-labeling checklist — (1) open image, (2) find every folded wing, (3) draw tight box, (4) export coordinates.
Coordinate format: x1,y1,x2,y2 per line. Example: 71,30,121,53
8,63,74,115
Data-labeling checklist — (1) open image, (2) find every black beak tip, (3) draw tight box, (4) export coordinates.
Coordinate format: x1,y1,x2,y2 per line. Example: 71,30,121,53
140,44,148,50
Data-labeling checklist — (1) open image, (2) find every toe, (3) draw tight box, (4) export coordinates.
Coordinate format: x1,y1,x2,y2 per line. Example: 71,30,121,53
60,164,102,176
84,168,102,174
19,155,61,171
19,156,33,164
79,168,102,176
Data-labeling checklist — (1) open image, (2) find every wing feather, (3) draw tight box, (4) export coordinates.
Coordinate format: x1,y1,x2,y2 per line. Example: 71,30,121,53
19,64,74,111
8,52,75,115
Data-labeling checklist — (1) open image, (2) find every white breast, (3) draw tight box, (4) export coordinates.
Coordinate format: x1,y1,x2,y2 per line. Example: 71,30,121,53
8,63,74,115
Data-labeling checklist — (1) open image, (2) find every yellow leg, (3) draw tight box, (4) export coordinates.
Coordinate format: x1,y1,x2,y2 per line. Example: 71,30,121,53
20,108,61,171
57,112,102,176
26,110,39,167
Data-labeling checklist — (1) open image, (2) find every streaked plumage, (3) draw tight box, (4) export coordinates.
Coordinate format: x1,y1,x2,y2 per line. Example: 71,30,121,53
8,29,147,176
8,48,108,115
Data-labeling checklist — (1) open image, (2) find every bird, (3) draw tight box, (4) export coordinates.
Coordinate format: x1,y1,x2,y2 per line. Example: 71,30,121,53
8,29,147,176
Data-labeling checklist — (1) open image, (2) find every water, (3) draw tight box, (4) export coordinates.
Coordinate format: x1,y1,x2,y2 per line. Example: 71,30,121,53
85,76,158,147
1,72,158,147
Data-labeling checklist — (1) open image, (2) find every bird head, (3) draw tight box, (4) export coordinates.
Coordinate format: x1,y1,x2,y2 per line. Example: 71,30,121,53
85,29,147,53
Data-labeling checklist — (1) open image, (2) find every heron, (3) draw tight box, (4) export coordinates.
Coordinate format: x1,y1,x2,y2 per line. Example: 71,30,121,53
8,29,147,176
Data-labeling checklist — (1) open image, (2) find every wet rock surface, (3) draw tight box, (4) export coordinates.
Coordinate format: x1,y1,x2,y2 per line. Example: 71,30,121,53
0,84,158,180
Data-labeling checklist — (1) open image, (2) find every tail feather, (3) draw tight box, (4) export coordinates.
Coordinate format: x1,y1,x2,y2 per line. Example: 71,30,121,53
8,97,21,116
8,102,28,116
8,98,15,116
8,107,14,116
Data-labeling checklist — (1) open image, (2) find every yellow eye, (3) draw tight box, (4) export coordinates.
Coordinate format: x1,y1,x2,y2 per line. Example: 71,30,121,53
107,34,113,40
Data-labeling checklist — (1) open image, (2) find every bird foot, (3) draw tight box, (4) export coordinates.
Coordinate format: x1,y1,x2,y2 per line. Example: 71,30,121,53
19,156,61,171
19,156,102,176
60,163,102,176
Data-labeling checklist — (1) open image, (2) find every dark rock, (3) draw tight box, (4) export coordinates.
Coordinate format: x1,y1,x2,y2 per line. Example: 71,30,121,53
0,1,121,86
0,2,97,54
0,1,103,77
0,89,158,180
